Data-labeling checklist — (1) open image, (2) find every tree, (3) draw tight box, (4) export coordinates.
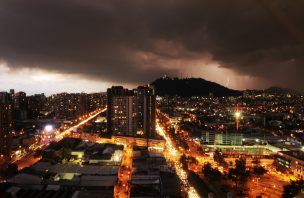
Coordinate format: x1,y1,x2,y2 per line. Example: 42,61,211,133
180,154,188,170
213,150,223,163
196,146,204,155
213,150,228,168
202,163,222,181
228,158,250,189
228,168,239,188
181,141,189,150
282,180,304,198
202,162,213,177
188,156,198,165
188,171,209,197
235,158,246,173
253,166,267,177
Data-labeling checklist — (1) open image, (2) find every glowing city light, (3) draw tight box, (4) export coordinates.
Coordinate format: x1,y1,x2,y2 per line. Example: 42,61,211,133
44,125,53,132
235,111,241,118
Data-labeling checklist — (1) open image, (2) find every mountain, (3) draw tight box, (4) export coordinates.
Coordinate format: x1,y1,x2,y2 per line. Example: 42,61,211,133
150,76,242,97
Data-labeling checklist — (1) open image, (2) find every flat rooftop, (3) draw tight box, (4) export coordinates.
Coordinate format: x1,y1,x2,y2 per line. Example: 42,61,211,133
279,150,304,162
33,162,118,175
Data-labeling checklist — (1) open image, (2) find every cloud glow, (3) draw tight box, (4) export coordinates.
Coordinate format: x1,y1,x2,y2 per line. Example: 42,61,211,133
0,62,113,95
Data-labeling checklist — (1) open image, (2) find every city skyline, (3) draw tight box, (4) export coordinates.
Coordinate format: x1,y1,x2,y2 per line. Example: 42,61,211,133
0,73,301,97
3,85,304,197
0,64,270,96
1,0,304,95
1,1,304,197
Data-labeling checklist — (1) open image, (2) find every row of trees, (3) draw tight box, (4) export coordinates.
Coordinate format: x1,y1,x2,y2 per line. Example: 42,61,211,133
180,152,270,196
204,156,267,189
183,148,303,197
181,150,268,189
212,150,304,197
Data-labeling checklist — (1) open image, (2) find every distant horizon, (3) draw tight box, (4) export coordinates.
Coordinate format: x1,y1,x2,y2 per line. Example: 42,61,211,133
0,76,296,96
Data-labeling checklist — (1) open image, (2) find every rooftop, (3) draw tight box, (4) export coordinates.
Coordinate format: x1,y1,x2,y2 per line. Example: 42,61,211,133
279,150,304,162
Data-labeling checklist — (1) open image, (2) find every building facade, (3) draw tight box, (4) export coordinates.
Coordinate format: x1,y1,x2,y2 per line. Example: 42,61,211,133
276,150,304,180
50,93,89,119
202,131,243,146
27,94,46,119
107,86,156,138
0,92,13,160
12,91,28,120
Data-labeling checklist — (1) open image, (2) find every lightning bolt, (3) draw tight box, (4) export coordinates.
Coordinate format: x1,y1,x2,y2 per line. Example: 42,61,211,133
225,77,230,87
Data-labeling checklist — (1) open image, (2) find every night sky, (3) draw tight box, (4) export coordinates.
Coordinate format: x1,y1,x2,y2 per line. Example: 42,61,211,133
0,0,303,95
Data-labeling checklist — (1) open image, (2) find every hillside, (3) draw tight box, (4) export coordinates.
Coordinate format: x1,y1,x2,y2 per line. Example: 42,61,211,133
150,77,242,97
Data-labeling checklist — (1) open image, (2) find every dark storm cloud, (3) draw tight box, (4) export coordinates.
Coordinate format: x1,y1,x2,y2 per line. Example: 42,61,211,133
0,0,304,88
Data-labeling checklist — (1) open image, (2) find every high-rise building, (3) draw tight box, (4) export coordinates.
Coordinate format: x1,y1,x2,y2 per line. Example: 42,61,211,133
88,93,107,111
27,94,46,119
135,86,156,138
9,89,14,100
0,92,12,160
13,92,27,110
50,93,89,119
107,86,155,138
12,91,28,120
107,86,136,136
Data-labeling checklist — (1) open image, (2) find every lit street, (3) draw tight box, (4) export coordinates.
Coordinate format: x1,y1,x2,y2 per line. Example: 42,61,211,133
114,145,133,198
156,109,298,198
11,108,106,170
156,120,201,198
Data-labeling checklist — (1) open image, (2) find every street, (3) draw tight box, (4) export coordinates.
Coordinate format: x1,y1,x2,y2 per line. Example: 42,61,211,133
12,108,105,170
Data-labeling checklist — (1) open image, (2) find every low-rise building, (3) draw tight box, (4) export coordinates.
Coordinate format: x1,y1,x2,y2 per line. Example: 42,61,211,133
276,150,304,179
202,131,243,146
